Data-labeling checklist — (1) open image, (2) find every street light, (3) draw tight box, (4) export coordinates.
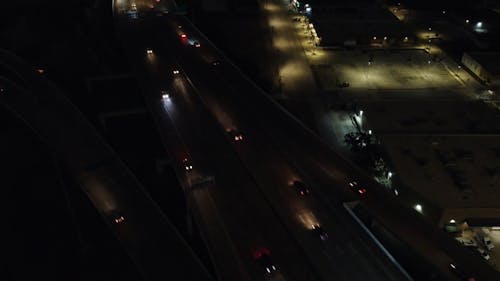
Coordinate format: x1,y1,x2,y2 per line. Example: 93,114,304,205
414,204,423,213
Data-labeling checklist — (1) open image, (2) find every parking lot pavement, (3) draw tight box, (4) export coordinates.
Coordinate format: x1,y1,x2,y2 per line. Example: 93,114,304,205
314,49,468,91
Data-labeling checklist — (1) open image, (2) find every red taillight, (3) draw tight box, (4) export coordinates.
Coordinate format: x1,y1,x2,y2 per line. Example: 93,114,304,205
181,34,187,38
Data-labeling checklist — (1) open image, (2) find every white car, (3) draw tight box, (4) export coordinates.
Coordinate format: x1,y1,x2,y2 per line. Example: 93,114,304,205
482,236,495,250
183,158,193,171
161,90,170,99
455,237,477,247
477,248,490,260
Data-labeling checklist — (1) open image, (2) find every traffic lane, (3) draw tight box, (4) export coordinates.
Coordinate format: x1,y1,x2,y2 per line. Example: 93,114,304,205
162,29,410,280
124,24,320,280
156,61,319,281
114,24,252,281
152,88,251,281
207,104,340,281
0,69,213,281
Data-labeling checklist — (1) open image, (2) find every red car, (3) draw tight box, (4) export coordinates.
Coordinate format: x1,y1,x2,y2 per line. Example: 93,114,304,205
253,248,277,274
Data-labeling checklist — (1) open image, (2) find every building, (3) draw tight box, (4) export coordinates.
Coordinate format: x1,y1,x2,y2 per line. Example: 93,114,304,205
462,52,500,85
307,0,413,47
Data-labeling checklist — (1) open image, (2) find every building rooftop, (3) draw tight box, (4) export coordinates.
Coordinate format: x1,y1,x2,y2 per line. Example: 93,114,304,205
466,52,500,76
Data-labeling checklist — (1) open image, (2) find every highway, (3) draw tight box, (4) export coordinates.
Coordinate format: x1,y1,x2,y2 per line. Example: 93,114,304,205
114,6,323,281
0,49,213,281
113,1,413,281
111,0,500,280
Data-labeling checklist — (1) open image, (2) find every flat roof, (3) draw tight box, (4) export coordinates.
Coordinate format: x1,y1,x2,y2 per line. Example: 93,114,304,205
363,100,500,210
383,135,500,209
466,52,500,76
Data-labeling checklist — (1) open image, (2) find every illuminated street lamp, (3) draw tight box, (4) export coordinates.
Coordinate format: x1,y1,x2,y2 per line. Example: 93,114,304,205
414,204,423,213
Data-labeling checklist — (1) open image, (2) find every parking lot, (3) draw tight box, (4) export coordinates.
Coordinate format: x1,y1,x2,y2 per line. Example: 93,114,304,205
314,49,467,90
455,227,500,270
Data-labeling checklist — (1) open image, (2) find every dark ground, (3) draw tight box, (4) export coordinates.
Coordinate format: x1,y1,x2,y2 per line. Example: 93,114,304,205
0,1,214,280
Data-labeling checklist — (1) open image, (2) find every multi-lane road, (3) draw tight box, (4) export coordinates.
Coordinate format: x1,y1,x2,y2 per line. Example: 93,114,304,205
112,1,420,281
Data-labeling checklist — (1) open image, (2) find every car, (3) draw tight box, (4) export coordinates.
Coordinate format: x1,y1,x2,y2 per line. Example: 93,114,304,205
455,237,477,247
173,69,180,75
482,236,495,250
183,158,193,171
146,48,153,54
337,81,350,88
349,180,367,196
254,248,277,274
449,263,476,281
212,60,220,66
226,128,243,142
110,211,125,224
161,90,170,99
477,248,490,260
194,41,201,48
292,180,310,196
180,33,187,39
312,225,328,240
